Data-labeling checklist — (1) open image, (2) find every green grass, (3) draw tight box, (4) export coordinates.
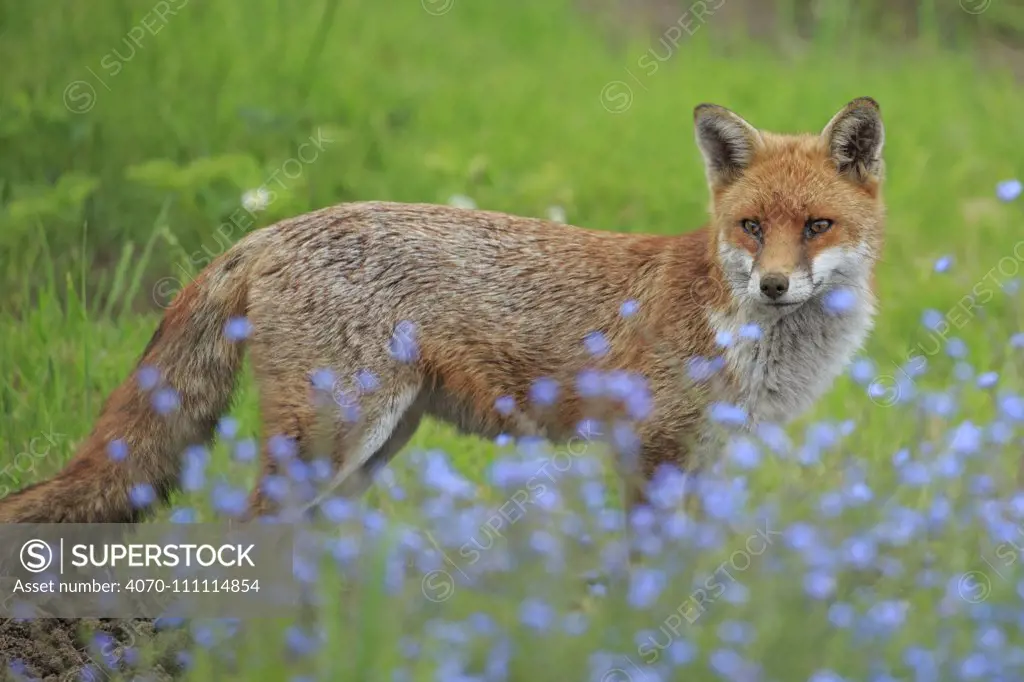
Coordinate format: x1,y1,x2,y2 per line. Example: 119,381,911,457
3,0,1024,680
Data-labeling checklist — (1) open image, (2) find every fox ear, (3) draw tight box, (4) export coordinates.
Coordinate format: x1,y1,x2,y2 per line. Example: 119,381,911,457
821,97,884,184
693,104,762,190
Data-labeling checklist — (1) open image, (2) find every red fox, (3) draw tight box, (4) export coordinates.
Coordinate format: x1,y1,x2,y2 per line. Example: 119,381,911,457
0,98,884,524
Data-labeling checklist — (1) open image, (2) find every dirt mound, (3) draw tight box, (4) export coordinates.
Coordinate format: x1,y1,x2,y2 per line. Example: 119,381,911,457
0,618,186,681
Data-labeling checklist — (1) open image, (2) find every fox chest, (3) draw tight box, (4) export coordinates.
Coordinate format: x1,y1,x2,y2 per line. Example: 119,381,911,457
711,300,875,425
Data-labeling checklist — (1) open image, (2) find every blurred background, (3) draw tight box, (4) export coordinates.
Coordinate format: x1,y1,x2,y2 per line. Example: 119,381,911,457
1,0,1022,321
3,1,1024,680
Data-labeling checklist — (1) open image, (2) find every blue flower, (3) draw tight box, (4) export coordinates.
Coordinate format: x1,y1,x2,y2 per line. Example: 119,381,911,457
647,466,687,509
389,320,419,363
715,330,734,347
261,475,289,502
130,483,156,509
996,178,1022,202
946,338,968,359
284,625,320,657
756,422,790,452
530,377,559,406
828,602,855,628
949,421,982,454
844,481,873,505
519,598,554,631
355,369,379,392
233,438,257,462
687,356,724,382
495,395,516,415
223,316,253,341
903,354,928,377
738,323,762,340
807,421,840,450
722,582,750,605
577,418,603,440
803,570,836,599
999,394,1024,421
970,474,995,497
667,639,696,665
842,536,876,568
709,649,754,679
584,331,610,357
867,600,907,631
1012,332,1024,348
620,299,640,317
576,369,605,398
709,402,747,427
136,365,160,391
628,567,666,609
612,421,640,459
850,357,875,384
181,449,207,492
898,461,930,487
819,491,845,518
823,288,856,315
717,620,754,645
310,368,335,392
211,482,247,518
933,255,953,273
728,438,760,469
151,387,180,414
933,454,963,480
921,309,945,330
169,507,196,523
977,371,999,389
107,439,128,462
977,625,1005,650
921,392,956,418
784,523,819,552
959,653,988,679
216,417,239,440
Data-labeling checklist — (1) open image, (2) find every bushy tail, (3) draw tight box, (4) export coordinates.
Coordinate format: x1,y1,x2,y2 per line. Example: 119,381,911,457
0,236,265,523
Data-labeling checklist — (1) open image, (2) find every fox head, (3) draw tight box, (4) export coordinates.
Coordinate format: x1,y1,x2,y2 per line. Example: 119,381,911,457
694,97,884,314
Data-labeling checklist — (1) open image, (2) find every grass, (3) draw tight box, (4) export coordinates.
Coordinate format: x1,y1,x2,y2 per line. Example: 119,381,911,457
2,0,1024,680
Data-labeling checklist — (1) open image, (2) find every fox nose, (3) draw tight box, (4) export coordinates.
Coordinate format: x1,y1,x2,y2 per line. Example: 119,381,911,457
760,273,790,300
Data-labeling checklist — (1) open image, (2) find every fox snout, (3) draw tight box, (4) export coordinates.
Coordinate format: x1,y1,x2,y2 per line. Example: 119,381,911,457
759,272,789,300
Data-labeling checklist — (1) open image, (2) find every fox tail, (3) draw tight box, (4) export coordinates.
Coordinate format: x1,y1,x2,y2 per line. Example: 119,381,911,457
0,232,270,523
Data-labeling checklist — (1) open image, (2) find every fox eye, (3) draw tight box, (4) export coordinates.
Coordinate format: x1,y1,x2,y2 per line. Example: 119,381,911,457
805,218,834,238
740,219,763,240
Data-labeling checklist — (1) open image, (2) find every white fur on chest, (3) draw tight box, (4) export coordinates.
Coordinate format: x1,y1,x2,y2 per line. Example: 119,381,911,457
710,295,875,424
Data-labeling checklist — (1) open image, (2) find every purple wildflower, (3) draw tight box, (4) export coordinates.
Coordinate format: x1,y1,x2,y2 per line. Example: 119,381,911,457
223,317,252,342
107,439,128,462
389,320,419,363
823,288,857,315
996,179,1022,202
136,365,160,391
620,299,640,318
530,377,559,406
584,331,610,357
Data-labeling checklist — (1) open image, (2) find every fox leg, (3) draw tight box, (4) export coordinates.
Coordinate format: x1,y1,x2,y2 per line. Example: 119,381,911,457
316,383,423,501
333,402,425,498
243,364,324,520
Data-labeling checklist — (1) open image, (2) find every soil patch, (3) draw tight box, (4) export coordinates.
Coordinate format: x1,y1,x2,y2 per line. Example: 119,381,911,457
0,618,186,681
